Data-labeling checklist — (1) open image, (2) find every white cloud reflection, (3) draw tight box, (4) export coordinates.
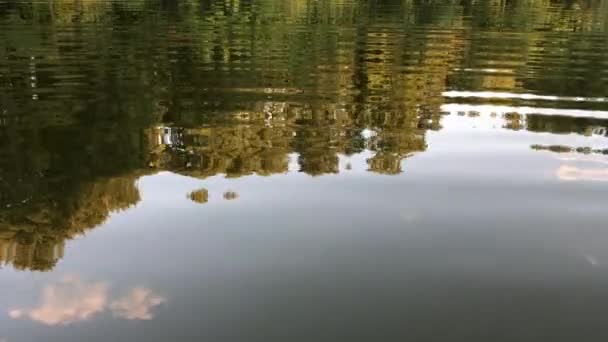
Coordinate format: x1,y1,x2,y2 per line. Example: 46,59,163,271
8,275,165,326
8,275,108,326
557,165,608,182
110,287,166,320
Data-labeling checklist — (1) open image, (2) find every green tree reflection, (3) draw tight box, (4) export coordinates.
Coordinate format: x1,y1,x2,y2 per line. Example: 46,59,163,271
0,0,607,271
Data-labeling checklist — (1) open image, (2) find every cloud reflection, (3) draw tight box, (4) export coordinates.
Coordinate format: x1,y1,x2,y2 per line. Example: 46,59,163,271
9,276,165,326
8,275,108,326
557,165,608,182
110,287,166,320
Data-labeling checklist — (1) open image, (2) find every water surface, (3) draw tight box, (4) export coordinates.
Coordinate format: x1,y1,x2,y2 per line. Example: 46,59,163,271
1,0,608,340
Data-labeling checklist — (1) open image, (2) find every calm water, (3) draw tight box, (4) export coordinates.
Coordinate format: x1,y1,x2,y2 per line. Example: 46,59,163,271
1,0,608,340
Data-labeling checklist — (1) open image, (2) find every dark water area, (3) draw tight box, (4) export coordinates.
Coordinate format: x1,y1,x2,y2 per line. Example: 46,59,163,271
1,0,608,340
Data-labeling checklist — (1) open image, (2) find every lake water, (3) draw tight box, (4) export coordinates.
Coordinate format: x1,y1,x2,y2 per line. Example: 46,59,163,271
1,0,608,340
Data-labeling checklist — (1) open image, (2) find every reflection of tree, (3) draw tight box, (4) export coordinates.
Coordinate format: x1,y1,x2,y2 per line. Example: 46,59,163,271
147,125,292,179
366,129,426,174
0,175,141,271
294,126,340,176
1,0,607,273
223,191,239,201
188,189,209,204
448,0,608,100
145,102,429,177
0,122,148,271
532,144,608,155
526,115,608,136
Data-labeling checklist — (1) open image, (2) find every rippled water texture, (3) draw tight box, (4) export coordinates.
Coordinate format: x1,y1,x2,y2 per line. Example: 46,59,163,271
1,0,608,341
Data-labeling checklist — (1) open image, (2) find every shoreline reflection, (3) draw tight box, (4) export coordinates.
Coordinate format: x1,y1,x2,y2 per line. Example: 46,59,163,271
2,102,608,271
